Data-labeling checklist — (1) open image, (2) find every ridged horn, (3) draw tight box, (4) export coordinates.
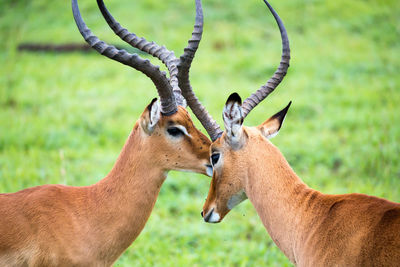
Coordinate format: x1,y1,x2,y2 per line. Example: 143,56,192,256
96,0,185,106
241,0,291,118
178,0,223,141
72,0,177,115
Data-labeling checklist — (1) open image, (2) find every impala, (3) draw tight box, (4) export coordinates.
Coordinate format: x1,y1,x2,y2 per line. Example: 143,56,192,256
181,0,400,266
0,0,213,265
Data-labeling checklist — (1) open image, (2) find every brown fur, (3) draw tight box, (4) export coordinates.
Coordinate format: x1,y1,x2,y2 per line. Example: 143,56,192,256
0,105,211,266
203,124,400,266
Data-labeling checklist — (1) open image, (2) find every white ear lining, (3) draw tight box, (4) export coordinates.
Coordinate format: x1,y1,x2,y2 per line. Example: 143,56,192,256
148,100,161,132
261,112,288,139
223,101,243,146
264,129,280,139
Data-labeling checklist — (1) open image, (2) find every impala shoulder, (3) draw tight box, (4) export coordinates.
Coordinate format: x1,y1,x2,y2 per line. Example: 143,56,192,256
330,193,400,218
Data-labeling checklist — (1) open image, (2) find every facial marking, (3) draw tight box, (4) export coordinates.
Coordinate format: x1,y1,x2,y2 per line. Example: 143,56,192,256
204,208,220,223
208,210,220,223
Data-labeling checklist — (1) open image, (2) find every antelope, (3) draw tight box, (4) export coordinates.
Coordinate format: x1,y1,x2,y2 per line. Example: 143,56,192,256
181,0,400,266
0,0,213,265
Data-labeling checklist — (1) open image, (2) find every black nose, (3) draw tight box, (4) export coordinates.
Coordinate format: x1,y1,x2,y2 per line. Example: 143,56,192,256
201,211,204,217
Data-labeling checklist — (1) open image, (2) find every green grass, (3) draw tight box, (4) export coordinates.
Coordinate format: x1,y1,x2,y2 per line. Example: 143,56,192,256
1,0,399,265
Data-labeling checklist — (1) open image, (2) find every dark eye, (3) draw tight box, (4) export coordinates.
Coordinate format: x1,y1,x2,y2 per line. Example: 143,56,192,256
167,127,184,137
211,153,220,166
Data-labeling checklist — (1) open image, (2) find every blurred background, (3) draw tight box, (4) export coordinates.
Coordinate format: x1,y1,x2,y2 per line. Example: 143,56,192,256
1,0,399,265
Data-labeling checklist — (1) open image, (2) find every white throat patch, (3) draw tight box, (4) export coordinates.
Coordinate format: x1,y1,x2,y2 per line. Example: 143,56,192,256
227,190,248,210
206,165,213,177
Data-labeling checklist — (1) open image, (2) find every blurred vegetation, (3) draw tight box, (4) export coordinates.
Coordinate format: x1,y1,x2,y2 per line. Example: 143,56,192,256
1,0,399,265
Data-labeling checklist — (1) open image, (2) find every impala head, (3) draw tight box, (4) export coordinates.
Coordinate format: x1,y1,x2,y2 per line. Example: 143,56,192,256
72,0,213,175
138,99,212,175
202,93,291,222
171,0,291,222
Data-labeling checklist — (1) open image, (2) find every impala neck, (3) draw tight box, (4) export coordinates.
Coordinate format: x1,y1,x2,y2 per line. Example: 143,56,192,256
244,141,315,264
90,122,166,259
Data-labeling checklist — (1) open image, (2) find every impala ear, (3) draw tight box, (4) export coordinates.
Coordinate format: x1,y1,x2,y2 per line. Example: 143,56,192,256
141,98,161,135
258,101,291,139
223,93,245,149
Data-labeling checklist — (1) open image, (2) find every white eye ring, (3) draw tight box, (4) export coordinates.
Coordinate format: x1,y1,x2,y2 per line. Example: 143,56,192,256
167,127,184,137
168,125,192,138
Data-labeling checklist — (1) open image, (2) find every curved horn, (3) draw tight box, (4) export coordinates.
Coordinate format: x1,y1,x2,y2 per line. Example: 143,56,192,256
241,0,290,118
96,0,185,106
178,0,223,141
178,0,203,77
72,0,177,115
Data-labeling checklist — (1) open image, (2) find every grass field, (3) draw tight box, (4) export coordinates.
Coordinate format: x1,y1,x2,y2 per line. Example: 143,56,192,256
1,0,399,265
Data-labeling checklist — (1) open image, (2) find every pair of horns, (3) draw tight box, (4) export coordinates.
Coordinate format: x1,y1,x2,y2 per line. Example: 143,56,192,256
184,0,291,141
72,0,290,141
72,0,204,115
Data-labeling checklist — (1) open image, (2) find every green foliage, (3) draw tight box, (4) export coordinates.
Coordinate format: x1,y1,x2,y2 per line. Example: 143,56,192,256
1,0,399,265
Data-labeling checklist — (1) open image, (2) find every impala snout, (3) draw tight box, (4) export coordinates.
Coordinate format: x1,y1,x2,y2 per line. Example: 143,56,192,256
202,207,221,223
